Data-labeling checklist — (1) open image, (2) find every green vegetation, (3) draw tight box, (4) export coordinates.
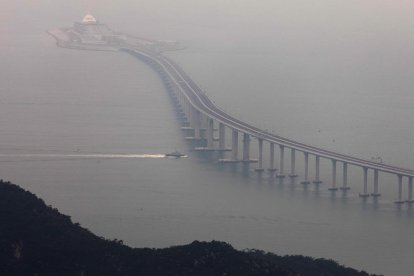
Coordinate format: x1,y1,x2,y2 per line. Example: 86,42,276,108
0,180,380,275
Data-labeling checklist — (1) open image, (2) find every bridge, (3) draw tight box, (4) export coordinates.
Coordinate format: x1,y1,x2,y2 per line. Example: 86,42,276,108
121,47,414,204
47,18,414,204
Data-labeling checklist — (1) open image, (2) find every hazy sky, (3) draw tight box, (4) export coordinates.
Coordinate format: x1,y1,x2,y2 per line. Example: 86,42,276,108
2,0,414,106
3,1,414,40
0,0,411,74
2,0,414,107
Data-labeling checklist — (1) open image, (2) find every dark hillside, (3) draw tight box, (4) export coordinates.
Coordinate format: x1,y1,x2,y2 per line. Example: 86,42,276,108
0,180,380,276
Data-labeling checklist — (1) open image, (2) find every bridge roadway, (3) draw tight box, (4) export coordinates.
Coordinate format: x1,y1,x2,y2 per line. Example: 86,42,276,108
122,48,414,179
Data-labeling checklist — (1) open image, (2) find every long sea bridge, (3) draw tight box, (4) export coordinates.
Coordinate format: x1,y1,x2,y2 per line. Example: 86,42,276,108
49,16,414,204
121,47,414,204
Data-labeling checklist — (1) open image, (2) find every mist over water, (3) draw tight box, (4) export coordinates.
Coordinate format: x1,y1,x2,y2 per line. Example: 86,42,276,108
2,1,414,275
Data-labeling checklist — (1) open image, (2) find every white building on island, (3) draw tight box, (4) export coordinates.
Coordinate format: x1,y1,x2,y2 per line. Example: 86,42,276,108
82,14,97,23
73,14,114,44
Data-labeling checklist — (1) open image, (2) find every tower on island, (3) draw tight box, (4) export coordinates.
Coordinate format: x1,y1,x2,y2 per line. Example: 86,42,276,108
82,14,97,24
72,14,114,44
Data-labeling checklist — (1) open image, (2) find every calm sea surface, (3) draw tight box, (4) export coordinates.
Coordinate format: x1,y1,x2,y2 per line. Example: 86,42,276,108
1,2,414,275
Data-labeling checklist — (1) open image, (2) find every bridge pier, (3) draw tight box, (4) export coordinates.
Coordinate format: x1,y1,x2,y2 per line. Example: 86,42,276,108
231,130,238,161
182,100,190,123
178,97,185,120
180,90,185,106
328,159,338,191
217,123,226,158
407,177,414,203
395,175,405,204
313,155,322,184
277,145,285,178
219,123,226,149
176,95,187,123
255,138,264,172
268,143,277,172
181,96,189,116
206,118,214,148
301,152,310,184
242,133,250,161
184,99,191,121
193,108,201,140
199,114,208,143
359,167,370,197
289,149,298,177
178,89,184,106
176,90,182,108
340,163,350,190
371,169,381,197
185,105,200,141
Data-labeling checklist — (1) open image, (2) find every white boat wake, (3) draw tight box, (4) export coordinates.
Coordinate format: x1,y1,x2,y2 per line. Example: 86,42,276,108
0,153,167,159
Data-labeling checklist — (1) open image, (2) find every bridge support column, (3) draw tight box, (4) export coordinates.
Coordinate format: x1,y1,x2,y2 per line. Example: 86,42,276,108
395,175,404,204
199,113,207,141
206,118,214,148
180,99,188,123
371,169,381,197
289,149,298,177
219,123,226,150
301,152,310,184
313,155,322,184
255,139,264,172
359,167,369,197
193,109,201,139
181,95,187,112
328,159,338,191
185,100,191,121
178,90,184,106
177,96,187,123
277,145,285,178
183,98,190,122
407,177,414,203
231,130,238,161
340,163,350,190
177,92,184,109
242,133,250,161
268,143,276,172
180,87,185,100
176,92,182,111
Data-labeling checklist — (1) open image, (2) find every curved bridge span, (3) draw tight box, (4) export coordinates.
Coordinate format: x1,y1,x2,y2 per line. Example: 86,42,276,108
121,48,414,204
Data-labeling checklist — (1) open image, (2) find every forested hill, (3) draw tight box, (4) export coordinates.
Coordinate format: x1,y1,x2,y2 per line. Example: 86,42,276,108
0,180,380,276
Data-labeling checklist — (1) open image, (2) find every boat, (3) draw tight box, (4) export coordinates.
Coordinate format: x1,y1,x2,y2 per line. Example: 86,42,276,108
165,151,186,158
